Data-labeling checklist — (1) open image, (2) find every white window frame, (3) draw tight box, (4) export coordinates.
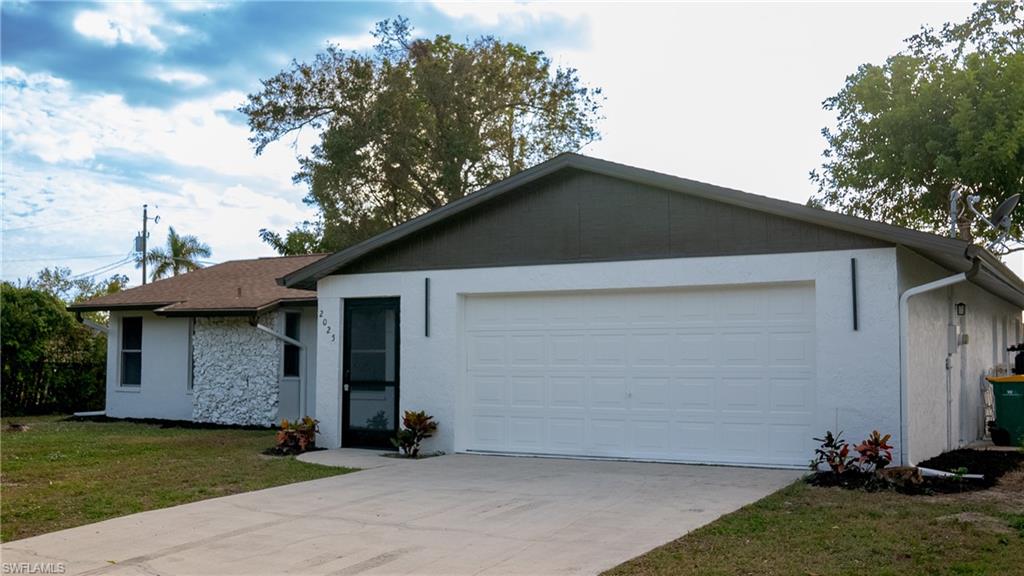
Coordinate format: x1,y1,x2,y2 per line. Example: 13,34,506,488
120,316,143,387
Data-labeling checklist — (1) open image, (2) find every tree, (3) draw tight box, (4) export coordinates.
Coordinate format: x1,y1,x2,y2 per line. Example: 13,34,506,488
139,226,212,280
1,283,106,415
26,266,128,303
242,18,603,254
811,1,1024,246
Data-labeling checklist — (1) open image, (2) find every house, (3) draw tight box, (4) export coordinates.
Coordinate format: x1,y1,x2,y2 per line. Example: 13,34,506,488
281,153,1024,467
69,255,324,426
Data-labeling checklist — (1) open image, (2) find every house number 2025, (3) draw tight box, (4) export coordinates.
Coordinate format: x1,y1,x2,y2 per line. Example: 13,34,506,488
319,309,336,342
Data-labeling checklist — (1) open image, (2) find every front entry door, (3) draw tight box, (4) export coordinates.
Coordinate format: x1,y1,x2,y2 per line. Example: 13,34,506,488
343,298,399,449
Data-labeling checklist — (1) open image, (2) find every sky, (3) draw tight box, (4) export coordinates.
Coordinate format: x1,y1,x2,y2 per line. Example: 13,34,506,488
3,1,1001,286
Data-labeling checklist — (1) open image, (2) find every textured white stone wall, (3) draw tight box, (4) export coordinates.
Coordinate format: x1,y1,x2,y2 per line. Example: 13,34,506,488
192,313,281,426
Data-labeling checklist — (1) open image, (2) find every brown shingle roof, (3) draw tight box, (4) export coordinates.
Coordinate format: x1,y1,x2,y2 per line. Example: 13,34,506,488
69,254,325,316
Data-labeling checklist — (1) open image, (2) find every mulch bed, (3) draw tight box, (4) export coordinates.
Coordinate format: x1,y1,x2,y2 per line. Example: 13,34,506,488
262,446,325,457
807,449,1024,495
918,449,1024,481
66,415,274,431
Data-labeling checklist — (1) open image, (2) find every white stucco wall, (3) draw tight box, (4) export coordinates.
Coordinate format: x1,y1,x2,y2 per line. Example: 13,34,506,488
191,313,281,426
315,248,904,459
898,248,1022,464
105,311,193,420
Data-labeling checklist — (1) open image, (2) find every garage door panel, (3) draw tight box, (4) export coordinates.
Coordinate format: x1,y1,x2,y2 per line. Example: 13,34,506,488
549,418,586,449
673,378,717,411
631,420,671,452
768,332,814,366
509,376,545,408
508,334,546,367
589,334,628,366
673,333,717,366
671,420,717,453
719,423,763,455
630,376,671,409
550,376,587,408
462,283,816,466
718,377,766,412
472,375,506,406
508,417,545,449
471,415,506,447
768,424,812,459
591,376,628,408
551,333,587,366
590,418,628,450
468,334,507,368
769,378,815,412
630,331,674,366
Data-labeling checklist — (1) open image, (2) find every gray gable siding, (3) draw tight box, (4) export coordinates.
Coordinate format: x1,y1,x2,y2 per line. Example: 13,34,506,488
339,169,889,275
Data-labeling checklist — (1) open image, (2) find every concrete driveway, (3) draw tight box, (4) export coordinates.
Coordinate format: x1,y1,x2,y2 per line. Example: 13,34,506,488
1,453,799,575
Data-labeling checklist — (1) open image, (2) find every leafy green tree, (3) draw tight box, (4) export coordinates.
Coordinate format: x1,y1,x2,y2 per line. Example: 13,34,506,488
139,226,212,280
1,284,106,415
27,266,128,303
23,267,128,324
242,18,604,254
811,1,1024,246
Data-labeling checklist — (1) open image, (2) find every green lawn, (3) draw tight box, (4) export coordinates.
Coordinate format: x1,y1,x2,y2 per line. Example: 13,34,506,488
0,415,352,542
606,471,1024,576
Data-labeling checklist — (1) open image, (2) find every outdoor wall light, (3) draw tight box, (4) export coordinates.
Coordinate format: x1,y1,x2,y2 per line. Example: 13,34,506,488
956,302,967,316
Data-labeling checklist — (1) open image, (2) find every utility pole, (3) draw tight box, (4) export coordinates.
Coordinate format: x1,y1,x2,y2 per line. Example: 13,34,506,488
137,205,159,285
142,204,148,285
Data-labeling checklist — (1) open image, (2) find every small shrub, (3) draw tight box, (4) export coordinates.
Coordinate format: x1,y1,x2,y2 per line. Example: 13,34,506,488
391,410,437,457
275,416,319,455
810,430,853,474
853,430,894,471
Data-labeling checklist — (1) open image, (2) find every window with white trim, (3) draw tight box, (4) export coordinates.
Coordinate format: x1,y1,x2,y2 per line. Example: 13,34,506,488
121,317,142,386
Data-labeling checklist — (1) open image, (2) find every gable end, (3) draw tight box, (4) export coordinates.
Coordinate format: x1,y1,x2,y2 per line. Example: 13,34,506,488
339,169,889,275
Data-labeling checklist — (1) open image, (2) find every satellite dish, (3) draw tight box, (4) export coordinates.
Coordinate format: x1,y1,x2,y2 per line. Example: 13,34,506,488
964,193,1022,252
990,194,1019,231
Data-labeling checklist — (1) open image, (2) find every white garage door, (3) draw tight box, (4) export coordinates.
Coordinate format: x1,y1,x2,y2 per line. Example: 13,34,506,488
461,283,817,467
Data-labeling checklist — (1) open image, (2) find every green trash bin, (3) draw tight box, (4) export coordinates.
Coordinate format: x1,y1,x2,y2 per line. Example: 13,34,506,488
989,376,1024,446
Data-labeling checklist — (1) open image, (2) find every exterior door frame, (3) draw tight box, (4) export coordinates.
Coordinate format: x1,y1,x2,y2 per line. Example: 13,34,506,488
342,297,400,449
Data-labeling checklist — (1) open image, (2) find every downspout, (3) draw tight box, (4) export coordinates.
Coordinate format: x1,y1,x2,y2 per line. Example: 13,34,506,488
249,317,304,348
899,258,979,467
74,312,108,335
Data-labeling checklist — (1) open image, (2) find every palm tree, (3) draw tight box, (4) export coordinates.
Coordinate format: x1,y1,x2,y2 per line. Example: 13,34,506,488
137,227,212,281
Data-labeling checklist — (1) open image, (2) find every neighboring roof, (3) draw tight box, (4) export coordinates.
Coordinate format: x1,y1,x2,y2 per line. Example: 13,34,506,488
280,153,1024,307
70,254,325,316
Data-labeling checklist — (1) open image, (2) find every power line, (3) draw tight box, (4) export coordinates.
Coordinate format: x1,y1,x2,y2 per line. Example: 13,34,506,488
1,253,129,264
69,254,136,280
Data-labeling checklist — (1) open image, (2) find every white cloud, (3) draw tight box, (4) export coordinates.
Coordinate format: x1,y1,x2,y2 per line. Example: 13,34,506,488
326,31,378,51
430,1,586,29
72,3,188,52
1,66,317,283
1,66,306,185
152,67,209,87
